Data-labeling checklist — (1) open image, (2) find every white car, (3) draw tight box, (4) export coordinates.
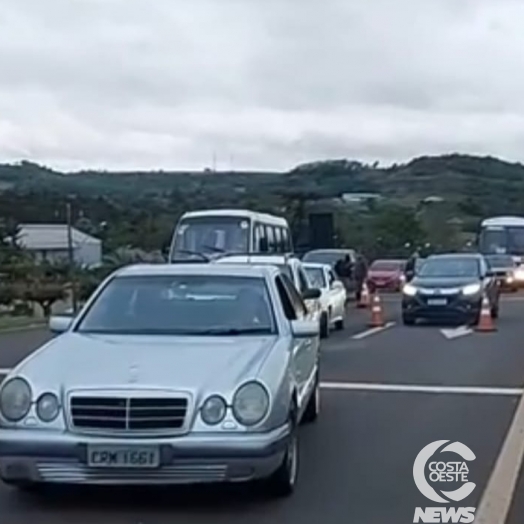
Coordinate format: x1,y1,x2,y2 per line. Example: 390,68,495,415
214,254,322,323
303,263,346,338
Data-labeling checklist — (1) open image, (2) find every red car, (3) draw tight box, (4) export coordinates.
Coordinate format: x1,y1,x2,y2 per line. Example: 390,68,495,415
367,259,407,292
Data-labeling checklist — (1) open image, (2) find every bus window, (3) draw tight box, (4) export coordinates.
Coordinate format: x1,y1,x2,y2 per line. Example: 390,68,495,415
282,229,291,252
171,216,250,260
256,224,268,252
266,226,275,252
274,228,282,253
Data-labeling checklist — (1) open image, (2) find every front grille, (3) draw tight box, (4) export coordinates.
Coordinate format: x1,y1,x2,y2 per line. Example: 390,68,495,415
70,396,188,432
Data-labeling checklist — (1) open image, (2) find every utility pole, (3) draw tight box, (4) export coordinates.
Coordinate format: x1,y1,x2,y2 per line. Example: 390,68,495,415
66,201,78,313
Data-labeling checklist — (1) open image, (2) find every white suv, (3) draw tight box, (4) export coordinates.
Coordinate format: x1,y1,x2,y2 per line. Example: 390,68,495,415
214,254,322,324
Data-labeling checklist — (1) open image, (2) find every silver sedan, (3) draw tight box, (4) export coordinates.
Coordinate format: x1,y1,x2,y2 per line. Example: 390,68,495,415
0,263,321,497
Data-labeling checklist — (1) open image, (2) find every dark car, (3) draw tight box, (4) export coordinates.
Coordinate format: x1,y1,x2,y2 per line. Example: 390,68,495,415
302,249,357,293
484,254,518,292
401,253,500,325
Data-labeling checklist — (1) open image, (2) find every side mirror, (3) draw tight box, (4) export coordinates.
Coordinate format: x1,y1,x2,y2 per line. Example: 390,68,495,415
302,287,321,300
48,314,73,334
291,319,319,338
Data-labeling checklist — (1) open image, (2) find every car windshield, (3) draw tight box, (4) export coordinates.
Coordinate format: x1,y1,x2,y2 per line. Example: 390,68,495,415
172,216,250,260
485,255,515,268
418,258,480,278
76,275,276,336
370,260,404,272
305,267,326,288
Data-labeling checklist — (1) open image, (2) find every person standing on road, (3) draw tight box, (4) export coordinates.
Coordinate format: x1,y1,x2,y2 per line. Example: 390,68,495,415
354,253,368,301
404,250,420,282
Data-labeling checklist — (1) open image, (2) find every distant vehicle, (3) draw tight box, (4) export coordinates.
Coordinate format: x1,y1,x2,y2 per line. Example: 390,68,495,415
214,254,323,330
169,209,292,262
302,249,357,293
401,253,500,325
366,259,406,292
302,248,356,267
303,262,346,337
478,216,524,264
0,263,321,496
484,254,521,292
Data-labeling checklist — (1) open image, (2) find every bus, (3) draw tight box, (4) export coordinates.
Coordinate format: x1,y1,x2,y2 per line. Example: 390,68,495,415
478,216,524,263
168,209,293,262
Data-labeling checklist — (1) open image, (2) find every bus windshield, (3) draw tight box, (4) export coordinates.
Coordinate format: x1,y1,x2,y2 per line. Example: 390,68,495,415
171,216,250,260
479,226,524,255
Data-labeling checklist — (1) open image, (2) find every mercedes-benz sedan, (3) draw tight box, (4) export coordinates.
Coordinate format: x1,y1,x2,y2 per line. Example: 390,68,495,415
0,263,321,497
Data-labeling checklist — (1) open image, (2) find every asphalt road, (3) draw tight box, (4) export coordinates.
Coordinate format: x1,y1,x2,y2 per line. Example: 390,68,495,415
2,295,524,523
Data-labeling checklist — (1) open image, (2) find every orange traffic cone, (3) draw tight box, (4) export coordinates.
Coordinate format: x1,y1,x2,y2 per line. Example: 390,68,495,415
476,294,496,332
357,283,370,308
369,291,385,327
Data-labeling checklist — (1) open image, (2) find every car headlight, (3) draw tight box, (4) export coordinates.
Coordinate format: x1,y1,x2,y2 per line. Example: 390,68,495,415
402,283,417,296
0,378,32,422
462,283,481,295
507,275,514,283
515,270,524,281
36,392,60,422
232,382,269,426
200,395,227,425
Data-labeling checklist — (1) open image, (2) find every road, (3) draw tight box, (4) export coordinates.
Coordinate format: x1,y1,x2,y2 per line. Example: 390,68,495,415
2,294,524,523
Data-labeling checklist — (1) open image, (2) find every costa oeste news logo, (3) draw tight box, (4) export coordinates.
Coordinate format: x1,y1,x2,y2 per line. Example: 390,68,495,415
413,440,476,523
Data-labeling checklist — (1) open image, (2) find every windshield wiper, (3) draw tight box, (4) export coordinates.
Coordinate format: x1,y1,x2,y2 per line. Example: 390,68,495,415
195,327,273,335
201,244,225,253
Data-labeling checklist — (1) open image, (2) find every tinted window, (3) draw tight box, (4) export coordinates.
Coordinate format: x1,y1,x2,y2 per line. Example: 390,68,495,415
479,227,508,254
172,217,250,260
418,258,480,278
266,226,275,252
303,250,354,266
76,275,276,335
305,267,327,289
282,229,291,252
297,268,310,293
274,228,282,252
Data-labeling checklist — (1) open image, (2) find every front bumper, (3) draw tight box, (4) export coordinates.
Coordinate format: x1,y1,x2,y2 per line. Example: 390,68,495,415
0,424,290,486
402,292,482,321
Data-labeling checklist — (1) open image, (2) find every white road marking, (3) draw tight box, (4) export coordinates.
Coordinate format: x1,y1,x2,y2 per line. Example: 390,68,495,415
320,381,523,396
351,322,395,339
475,388,524,523
440,325,473,339
0,368,12,375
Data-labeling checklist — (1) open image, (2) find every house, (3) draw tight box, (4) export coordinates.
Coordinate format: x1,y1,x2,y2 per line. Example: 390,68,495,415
16,224,102,268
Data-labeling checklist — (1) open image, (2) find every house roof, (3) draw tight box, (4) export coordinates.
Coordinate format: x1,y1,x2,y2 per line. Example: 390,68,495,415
17,224,101,251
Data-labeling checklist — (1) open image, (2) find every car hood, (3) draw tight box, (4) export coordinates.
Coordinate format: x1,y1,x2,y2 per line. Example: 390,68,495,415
16,333,277,395
410,276,479,289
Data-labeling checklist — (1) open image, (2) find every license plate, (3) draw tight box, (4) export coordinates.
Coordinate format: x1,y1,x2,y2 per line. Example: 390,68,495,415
87,445,160,468
427,298,447,306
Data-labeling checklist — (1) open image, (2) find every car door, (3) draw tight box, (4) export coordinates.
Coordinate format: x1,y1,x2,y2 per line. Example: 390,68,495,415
327,268,345,320
278,274,318,406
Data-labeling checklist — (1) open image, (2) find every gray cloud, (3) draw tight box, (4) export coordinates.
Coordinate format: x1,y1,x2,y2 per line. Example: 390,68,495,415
1,0,524,171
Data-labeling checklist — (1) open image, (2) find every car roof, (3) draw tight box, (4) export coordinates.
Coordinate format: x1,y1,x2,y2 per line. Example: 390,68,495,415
305,249,355,254
426,253,483,260
371,259,405,264
214,254,299,265
115,263,277,279
302,262,331,270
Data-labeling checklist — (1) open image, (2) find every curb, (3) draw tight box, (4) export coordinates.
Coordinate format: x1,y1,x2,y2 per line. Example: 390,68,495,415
0,322,46,335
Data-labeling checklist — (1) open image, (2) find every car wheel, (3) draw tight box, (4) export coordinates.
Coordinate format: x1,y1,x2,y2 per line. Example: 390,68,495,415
265,423,299,497
302,372,319,424
402,314,415,326
320,313,329,339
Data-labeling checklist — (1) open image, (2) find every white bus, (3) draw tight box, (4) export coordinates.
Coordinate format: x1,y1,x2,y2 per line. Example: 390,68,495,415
478,216,524,263
169,209,293,262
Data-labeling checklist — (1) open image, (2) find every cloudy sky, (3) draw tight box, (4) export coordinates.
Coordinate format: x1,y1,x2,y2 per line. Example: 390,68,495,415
1,0,524,172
